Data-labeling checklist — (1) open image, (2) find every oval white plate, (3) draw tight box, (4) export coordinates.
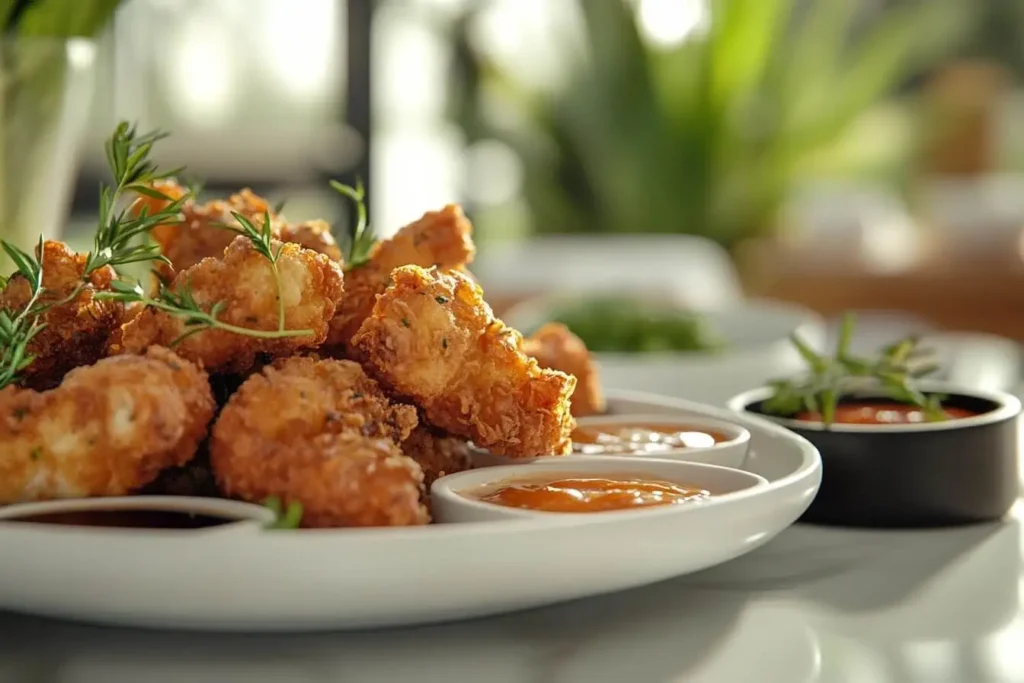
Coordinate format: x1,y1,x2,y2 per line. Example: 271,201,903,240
0,390,821,632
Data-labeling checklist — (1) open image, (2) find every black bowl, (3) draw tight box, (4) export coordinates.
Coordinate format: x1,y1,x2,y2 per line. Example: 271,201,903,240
728,382,1021,528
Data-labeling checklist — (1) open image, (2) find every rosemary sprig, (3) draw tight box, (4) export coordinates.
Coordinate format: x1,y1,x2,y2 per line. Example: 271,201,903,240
97,279,315,345
84,122,188,277
761,312,944,426
229,210,289,332
330,179,376,269
262,495,303,529
0,237,46,389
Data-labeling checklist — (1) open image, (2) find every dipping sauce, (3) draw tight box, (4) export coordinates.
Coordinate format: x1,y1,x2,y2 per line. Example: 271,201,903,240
796,403,978,425
571,423,730,455
5,509,237,529
473,477,709,513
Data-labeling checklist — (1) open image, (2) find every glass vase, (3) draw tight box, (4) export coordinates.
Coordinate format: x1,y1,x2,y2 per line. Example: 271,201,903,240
0,37,96,271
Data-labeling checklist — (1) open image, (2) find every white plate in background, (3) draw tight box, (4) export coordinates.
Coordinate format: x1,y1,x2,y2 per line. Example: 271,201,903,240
504,295,828,407
473,235,743,310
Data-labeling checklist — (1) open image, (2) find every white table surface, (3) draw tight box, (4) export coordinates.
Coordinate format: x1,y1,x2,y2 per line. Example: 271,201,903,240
0,335,1019,682
0,504,1020,682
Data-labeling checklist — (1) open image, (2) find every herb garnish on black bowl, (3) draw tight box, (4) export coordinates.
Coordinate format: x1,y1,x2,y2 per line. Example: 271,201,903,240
729,313,1021,529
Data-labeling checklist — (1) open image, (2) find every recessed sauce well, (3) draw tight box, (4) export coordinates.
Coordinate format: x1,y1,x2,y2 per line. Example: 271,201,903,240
571,422,730,455
5,509,237,529
468,475,710,513
796,402,978,426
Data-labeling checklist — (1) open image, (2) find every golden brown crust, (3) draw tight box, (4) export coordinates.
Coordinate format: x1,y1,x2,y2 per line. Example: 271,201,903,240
351,265,576,458
0,346,214,504
0,240,123,391
523,322,605,417
209,356,427,527
119,235,345,375
401,425,473,489
326,204,476,353
134,179,284,275
279,220,342,262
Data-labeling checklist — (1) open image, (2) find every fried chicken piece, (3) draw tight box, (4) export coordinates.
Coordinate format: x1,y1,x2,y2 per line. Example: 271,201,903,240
119,235,345,375
0,240,122,391
133,179,284,275
279,219,342,262
0,346,214,504
326,204,476,353
351,266,576,458
210,356,426,527
523,323,605,417
402,425,473,489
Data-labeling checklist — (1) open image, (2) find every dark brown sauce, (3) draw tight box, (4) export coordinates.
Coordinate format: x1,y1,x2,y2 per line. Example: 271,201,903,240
571,422,730,455
795,403,978,425
7,509,237,529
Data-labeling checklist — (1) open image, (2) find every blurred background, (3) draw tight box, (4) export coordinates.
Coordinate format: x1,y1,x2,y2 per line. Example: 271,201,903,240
8,0,1024,337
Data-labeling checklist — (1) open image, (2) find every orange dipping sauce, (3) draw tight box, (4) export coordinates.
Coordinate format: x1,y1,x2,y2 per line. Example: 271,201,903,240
473,477,709,513
796,402,977,425
571,423,730,455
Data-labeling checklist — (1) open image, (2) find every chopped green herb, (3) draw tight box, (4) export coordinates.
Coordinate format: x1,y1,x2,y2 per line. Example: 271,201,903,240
550,297,726,353
263,495,303,529
401,317,410,328
435,296,448,304
29,447,40,461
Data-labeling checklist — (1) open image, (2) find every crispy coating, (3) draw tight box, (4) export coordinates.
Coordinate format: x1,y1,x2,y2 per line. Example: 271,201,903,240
210,356,427,527
279,220,342,262
523,323,605,417
119,235,345,375
326,204,476,352
0,240,122,391
351,266,576,458
401,425,473,489
134,179,284,275
0,346,214,504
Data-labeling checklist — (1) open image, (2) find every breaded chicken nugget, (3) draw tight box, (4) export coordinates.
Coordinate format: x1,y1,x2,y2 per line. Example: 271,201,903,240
401,425,473,488
326,204,476,352
119,235,344,374
0,346,214,504
524,323,606,417
279,219,342,262
210,356,427,527
133,179,284,275
351,266,576,458
0,240,122,391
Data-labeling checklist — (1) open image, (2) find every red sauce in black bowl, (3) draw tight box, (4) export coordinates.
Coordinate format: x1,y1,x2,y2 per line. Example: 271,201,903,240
795,402,979,425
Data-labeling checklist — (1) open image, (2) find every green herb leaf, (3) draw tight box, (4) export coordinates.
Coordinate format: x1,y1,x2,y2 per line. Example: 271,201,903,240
86,121,189,277
263,495,303,529
330,178,377,269
761,311,943,426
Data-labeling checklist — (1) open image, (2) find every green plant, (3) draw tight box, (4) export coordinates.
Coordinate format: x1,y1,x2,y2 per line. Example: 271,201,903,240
448,0,972,249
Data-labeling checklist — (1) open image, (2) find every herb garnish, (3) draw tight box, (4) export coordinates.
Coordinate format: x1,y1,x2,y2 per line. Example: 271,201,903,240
761,312,943,426
0,239,46,389
263,495,303,529
0,122,185,390
329,179,377,269
99,278,315,347
84,122,187,276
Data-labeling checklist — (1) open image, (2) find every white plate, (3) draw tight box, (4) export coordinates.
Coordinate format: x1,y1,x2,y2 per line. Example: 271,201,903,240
503,296,827,406
0,391,821,632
